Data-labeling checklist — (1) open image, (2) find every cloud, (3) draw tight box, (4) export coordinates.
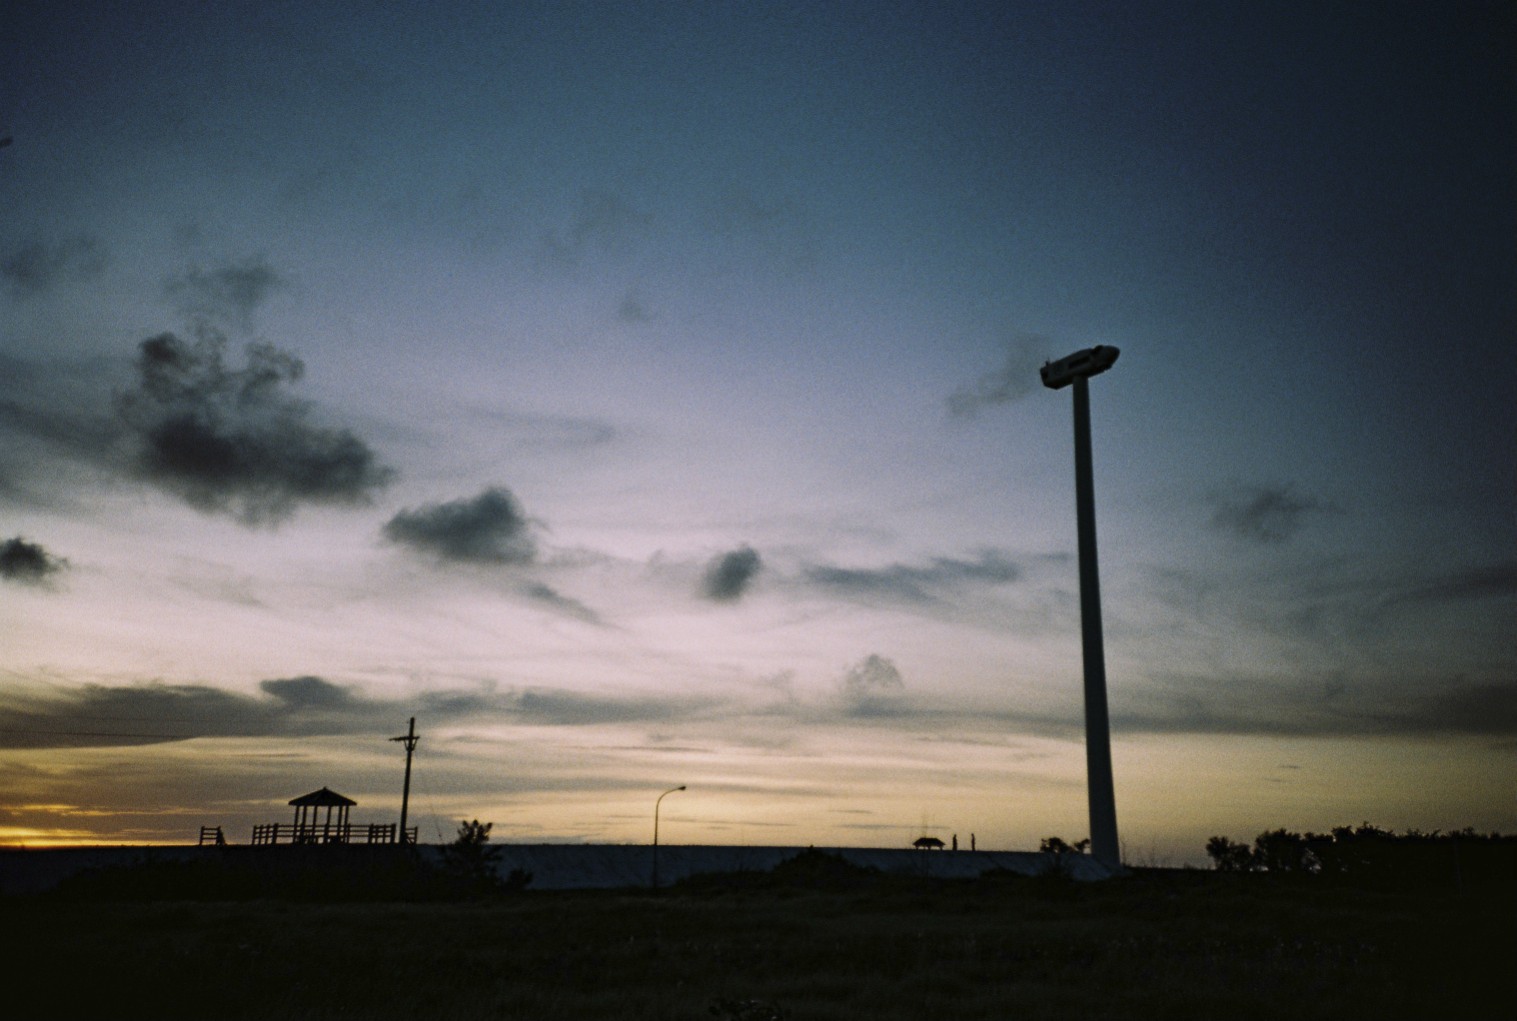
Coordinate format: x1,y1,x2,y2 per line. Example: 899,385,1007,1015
259,675,356,710
0,537,67,584
0,677,386,749
537,190,652,266
164,255,284,328
1384,562,1517,606
618,291,654,323
116,330,394,524
521,581,604,624
1117,672,1517,739
383,487,537,564
509,688,713,727
1,235,107,294
702,545,762,602
947,334,1052,417
0,676,636,750
805,550,1020,603
838,654,907,717
1209,484,1332,543
0,353,130,509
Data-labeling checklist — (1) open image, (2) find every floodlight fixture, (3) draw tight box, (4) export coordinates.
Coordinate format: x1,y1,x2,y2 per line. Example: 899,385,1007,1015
1040,344,1120,390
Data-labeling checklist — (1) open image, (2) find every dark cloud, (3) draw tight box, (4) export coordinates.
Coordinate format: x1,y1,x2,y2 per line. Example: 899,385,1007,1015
1,235,107,294
0,673,725,751
165,255,284,328
838,654,907,717
383,487,536,564
0,676,513,750
0,677,375,749
1209,485,1332,543
0,536,67,584
702,545,762,602
806,550,1020,603
116,330,394,524
947,335,1052,417
259,675,356,710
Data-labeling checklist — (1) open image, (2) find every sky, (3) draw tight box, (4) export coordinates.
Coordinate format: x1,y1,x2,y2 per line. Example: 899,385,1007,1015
1,1,1512,864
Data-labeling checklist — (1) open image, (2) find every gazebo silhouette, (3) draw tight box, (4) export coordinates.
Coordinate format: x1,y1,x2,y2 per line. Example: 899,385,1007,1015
246,787,412,845
288,787,356,843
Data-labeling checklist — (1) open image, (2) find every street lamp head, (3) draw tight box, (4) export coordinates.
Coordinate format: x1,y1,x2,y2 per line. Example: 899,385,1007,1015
1040,345,1120,390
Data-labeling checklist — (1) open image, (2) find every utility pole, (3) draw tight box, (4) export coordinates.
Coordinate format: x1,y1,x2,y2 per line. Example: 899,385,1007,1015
1041,345,1122,871
390,717,419,844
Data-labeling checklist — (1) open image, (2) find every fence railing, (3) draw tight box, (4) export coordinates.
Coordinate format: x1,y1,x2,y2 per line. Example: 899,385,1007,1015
248,823,419,846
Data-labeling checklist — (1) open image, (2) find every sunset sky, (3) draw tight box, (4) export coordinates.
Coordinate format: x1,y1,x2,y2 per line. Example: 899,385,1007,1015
2,1,1512,864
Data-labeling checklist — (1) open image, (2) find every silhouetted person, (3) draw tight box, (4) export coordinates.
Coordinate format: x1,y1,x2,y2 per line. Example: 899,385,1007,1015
952,834,958,851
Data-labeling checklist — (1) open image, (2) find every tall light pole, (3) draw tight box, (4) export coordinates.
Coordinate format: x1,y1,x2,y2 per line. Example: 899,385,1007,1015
389,717,419,845
1041,345,1122,870
651,785,685,889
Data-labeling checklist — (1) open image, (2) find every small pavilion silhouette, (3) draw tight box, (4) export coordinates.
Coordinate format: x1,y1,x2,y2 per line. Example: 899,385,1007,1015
247,787,415,846
288,787,356,842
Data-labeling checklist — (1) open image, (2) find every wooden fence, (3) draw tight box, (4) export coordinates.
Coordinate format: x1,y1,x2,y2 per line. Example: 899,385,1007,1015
248,823,419,846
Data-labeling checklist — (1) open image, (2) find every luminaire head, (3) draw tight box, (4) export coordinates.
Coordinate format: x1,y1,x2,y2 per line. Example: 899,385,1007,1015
1040,345,1120,390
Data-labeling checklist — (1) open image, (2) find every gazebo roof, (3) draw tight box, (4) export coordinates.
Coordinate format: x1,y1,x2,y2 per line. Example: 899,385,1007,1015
289,786,357,808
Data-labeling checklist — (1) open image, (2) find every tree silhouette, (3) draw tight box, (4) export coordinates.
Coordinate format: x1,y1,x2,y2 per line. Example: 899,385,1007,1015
438,819,529,894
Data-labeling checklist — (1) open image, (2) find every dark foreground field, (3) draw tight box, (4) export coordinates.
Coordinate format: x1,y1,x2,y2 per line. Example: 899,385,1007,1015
6,866,1513,1020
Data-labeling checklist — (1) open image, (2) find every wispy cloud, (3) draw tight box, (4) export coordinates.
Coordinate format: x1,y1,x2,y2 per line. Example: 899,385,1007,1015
164,255,284,329
1209,484,1333,543
537,190,651,266
1119,671,1517,739
618,291,655,323
383,487,537,565
0,537,67,585
521,581,604,625
702,545,762,602
116,330,394,524
509,688,716,727
1,235,107,295
805,550,1020,604
946,334,1052,417
1384,562,1517,606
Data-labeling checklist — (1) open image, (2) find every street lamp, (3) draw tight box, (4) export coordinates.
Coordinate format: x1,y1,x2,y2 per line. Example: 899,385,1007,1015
1041,345,1122,871
651,785,686,889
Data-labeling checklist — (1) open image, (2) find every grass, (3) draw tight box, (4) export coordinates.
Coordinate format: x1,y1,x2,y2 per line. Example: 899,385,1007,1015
5,866,1512,1019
